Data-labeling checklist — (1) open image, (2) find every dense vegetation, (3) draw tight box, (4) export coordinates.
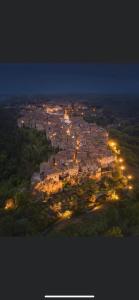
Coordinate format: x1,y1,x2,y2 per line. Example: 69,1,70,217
0,175,137,237
49,197,139,237
109,126,139,179
0,106,54,204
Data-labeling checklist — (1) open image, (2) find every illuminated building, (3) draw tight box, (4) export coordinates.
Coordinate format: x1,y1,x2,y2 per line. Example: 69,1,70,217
63,109,71,124
4,198,15,210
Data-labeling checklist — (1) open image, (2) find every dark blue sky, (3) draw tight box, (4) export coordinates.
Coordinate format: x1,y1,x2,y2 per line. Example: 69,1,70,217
0,63,139,95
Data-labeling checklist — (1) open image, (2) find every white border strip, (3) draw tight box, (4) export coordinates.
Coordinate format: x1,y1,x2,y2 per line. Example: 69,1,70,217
44,296,95,299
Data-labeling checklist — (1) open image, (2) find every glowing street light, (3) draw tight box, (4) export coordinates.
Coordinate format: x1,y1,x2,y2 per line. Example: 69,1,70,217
128,185,133,190
119,158,124,163
120,165,125,171
108,141,117,147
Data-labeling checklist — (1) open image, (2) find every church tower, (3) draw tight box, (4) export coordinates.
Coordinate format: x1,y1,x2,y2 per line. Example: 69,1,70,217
64,109,71,124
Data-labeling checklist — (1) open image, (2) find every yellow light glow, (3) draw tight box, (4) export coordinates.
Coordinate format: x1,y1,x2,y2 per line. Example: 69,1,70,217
111,192,119,201
127,175,132,180
115,149,120,154
4,198,15,210
93,204,104,211
128,185,133,190
120,165,125,170
119,158,124,163
109,141,116,147
60,210,73,219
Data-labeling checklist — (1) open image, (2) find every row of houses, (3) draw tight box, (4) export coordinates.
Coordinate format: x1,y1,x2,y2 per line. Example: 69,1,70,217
18,102,115,195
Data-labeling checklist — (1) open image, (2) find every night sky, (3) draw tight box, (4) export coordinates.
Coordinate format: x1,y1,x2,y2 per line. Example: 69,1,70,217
0,63,139,95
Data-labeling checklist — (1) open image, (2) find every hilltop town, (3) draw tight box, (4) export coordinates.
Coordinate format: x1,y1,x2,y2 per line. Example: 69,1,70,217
0,97,136,237
18,101,115,195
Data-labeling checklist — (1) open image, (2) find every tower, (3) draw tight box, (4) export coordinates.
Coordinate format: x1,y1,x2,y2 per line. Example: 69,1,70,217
73,149,77,161
64,109,71,124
